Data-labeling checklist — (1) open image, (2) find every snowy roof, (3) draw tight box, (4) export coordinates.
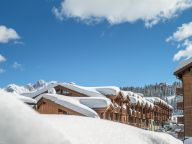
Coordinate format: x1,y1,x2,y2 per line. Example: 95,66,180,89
176,95,183,103
0,91,182,144
22,83,120,98
121,90,154,108
38,94,99,118
174,57,192,75
172,115,183,118
72,97,112,108
175,128,182,132
166,95,176,104
145,97,173,109
22,83,59,98
95,86,120,96
17,95,37,104
0,90,37,104
60,84,106,97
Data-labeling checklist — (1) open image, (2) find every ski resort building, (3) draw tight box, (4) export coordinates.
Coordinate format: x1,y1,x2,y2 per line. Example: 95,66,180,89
174,57,192,138
22,83,173,130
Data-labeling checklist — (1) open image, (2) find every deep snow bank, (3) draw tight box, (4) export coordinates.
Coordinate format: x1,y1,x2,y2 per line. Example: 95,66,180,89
0,90,182,144
44,115,182,144
0,90,70,144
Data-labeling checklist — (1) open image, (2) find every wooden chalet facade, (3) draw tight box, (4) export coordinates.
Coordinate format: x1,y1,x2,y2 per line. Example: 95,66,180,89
174,58,192,138
145,97,173,130
24,83,172,130
37,98,85,116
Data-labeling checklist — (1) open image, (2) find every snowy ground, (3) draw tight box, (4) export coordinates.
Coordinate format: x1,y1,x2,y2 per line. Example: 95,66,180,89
184,137,192,144
0,90,182,144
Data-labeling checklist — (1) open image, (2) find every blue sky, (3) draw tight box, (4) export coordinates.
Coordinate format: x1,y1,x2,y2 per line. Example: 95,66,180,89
0,0,192,87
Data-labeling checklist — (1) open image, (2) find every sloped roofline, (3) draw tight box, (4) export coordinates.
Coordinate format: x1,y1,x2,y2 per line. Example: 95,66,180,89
38,93,99,118
174,57,192,78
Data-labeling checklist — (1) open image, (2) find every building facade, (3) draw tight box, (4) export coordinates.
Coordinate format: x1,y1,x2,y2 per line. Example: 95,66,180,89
23,83,172,130
174,57,192,138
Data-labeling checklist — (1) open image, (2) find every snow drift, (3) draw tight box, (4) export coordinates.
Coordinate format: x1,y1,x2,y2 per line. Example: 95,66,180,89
0,90,182,144
0,90,70,144
184,137,192,144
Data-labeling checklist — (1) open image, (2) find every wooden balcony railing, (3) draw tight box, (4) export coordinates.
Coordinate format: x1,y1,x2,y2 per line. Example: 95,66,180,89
177,102,183,110
146,113,150,119
132,111,137,117
154,116,160,121
136,112,141,118
177,131,184,139
146,113,153,119
177,116,184,124
176,87,183,96
142,114,145,119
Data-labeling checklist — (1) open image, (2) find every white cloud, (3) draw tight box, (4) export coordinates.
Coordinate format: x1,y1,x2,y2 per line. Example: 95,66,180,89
167,21,192,61
53,0,192,27
12,62,24,70
0,55,6,63
0,55,6,74
0,25,20,43
174,40,192,61
166,22,192,42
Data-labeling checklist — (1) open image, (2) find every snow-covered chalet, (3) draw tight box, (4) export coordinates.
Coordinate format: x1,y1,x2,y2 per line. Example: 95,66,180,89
22,82,173,130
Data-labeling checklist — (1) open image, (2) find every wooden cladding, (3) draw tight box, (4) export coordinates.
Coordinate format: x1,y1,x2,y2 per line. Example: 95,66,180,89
37,98,83,116
177,131,184,139
177,116,184,124
35,84,172,131
177,102,184,110
175,69,192,137
176,87,183,96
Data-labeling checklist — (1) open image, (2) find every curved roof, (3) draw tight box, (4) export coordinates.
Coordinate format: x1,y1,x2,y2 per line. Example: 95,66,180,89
38,94,99,118
121,90,154,108
22,83,120,98
95,86,120,96
72,97,112,109
145,97,173,109
17,95,37,104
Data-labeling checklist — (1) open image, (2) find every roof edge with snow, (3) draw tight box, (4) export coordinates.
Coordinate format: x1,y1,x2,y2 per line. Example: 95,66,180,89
174,57,192,77
38,93,100,118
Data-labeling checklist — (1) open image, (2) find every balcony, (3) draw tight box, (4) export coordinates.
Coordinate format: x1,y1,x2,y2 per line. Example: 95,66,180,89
136,112,141,118
176,87,183,96
154,116,160,121
177,131,184,139
177,102,183,110
177,116,184,124
147,113,153,119
142,114,146,119
121,108,127,114
132,110,137,117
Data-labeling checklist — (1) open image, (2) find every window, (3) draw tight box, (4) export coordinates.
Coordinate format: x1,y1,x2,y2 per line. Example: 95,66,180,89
58,109,68,114
62,90,70,95
100,112,104,118
114,113,119,121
